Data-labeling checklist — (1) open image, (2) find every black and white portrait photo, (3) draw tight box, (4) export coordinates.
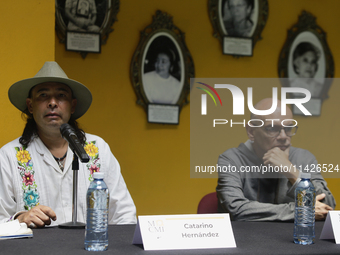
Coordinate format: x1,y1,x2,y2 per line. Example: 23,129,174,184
220,0,258,37
57,0,108,32
288,31,326,98
278,11,334,116
142,32,184,105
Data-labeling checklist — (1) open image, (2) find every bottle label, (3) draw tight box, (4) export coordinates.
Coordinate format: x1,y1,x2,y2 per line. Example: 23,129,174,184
297,190,316,207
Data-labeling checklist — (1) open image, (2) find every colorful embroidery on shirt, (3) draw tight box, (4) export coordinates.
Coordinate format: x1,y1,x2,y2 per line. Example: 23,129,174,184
84,141,101,182
15,146,40,210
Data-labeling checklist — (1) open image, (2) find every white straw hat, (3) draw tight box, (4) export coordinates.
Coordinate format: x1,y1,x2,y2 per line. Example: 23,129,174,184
8,61,92,119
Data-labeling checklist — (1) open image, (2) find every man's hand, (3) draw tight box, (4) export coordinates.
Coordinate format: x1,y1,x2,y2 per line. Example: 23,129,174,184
263,147,299,183
315,193,333,220
16,205,57,228
263,146,290,167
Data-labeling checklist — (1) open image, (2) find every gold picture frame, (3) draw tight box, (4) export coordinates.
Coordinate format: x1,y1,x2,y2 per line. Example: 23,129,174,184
55,0,120,58
130,10,195,124
278,11,334,116
208,0,268,56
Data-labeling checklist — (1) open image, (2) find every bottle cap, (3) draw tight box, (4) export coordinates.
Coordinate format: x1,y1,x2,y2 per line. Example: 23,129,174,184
300,172,311,179
93,172,104,179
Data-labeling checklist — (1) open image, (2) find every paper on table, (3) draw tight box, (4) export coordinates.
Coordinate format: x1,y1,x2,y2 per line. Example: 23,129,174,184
0,220,33,240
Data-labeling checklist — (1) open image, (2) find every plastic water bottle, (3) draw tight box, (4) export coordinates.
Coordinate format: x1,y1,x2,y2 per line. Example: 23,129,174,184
293,172,316,245
85,172,110,251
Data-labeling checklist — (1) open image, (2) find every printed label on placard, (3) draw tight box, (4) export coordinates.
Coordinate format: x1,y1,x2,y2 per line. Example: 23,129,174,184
66,31,100,53
148,104,179,124
132,213,236,250
223,37,252,56
320,211,340,243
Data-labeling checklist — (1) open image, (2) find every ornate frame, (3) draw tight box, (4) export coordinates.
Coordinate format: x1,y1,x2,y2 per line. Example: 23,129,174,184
208,0,268,56
55,0,120,58
278,11,334,115
130,10,194,118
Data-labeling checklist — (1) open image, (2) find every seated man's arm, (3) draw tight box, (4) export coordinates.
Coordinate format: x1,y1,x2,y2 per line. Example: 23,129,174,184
311,172,336,208
0,148,23,223
216,154,295,221
265,147,336,210
0,149,57,227
0,165,18,223
217,151,336,221
311,172,336,220
100,141,137,224
288,148,336,219
217,175,295,221
16,205,56,227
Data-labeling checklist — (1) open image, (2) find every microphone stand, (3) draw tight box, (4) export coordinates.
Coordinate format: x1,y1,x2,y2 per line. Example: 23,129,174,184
58,153,86,229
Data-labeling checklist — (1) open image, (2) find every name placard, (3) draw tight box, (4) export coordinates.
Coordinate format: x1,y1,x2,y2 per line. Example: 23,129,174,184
320,211,340,243
223,37,252,56
66,31,101,53
147,104,179,125
132,213,236,250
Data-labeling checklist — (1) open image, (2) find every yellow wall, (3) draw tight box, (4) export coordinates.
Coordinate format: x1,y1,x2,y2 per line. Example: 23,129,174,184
55,0,340,215
1,1,55,143
1,0,339,217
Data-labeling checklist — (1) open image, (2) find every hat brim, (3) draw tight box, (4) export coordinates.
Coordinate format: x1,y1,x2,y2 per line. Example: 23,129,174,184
8,76,92,119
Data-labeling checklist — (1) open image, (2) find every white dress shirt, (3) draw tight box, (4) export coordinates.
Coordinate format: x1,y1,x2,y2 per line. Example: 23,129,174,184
0,133,136,225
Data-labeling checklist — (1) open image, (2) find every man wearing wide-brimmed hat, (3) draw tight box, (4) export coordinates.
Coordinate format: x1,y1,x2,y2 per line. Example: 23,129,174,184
0,61,136,227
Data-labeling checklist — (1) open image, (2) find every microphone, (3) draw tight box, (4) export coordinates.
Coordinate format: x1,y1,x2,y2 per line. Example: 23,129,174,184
60,123,90,163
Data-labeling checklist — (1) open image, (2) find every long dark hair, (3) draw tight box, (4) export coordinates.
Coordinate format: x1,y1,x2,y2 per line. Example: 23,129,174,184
19,110,86,148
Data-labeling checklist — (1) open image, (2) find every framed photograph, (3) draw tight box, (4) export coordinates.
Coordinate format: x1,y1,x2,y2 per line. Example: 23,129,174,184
278,11,334,116
208,0,268,56
55,0,120,58
130,10,195,124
